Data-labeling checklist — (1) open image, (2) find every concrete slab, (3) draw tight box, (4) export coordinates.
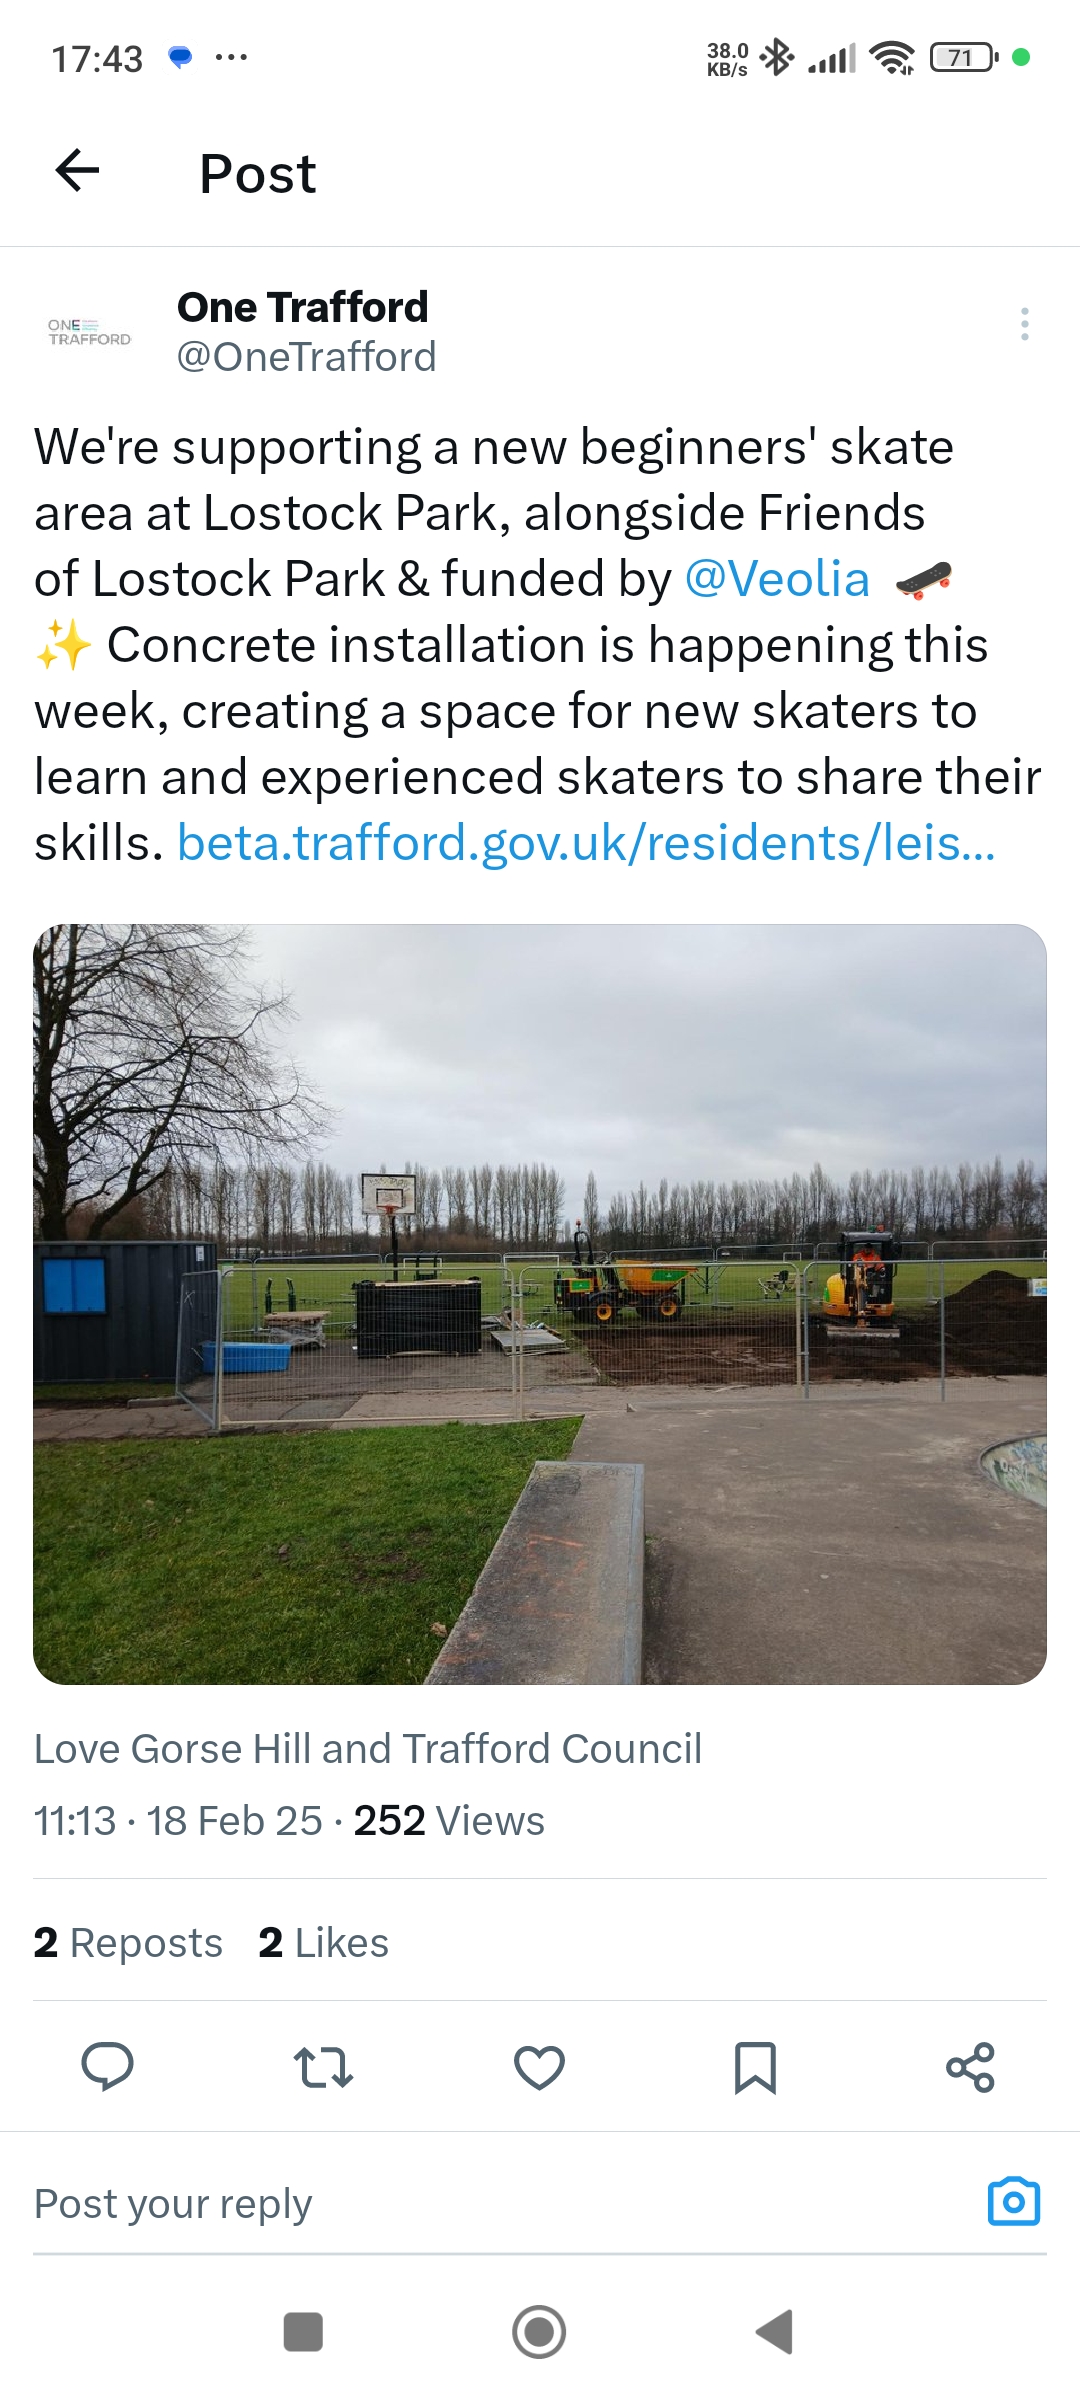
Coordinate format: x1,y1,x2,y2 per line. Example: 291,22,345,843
427,1458,645,1686
489,1327,568,1353
570,1380,1047,1685
335,1394,593,1427
33,1401,209,1442
31,1392,599,1440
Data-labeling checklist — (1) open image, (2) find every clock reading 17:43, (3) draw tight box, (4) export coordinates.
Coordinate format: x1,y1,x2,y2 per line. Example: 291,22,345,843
53,46,142,72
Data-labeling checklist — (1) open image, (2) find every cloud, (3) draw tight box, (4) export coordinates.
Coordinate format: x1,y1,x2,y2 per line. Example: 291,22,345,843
245,923,1045,1206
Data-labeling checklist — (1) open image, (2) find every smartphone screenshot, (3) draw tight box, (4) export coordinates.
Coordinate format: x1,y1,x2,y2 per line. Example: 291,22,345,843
6,9,1069,2392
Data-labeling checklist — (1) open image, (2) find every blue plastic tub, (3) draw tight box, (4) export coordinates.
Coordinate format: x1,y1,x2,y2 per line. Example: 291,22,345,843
200,1341,292,1375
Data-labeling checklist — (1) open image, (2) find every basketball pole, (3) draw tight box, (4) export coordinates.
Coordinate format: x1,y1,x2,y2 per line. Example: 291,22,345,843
386,1204,400,1284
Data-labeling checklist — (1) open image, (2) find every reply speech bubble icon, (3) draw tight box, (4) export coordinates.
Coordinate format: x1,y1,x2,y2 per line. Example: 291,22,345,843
81,2041,134,2092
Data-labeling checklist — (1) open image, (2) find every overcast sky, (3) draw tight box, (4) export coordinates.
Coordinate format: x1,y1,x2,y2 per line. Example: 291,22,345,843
245,925,1045,1207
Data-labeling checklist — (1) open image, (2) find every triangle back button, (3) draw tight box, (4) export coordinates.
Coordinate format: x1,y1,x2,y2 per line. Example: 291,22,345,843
756,2310,793,2355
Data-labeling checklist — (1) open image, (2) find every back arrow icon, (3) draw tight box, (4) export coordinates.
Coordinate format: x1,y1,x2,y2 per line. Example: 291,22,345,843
57,149,100,193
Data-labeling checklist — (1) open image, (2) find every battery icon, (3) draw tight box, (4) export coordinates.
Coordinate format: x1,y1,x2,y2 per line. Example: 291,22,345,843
929,42,998,70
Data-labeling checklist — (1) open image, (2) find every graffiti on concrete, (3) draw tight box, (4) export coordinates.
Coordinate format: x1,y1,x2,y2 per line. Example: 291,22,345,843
981,1436,1047,1510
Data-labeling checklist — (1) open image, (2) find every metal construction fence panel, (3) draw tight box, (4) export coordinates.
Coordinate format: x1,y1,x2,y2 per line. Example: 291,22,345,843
175,1269,224,1427
174,1253,1047,1428
515,1255,807,1405
206,1256,597,1428
803,1256,1045,1389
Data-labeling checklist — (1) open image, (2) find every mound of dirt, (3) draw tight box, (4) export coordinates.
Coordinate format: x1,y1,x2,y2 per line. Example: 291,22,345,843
938,1270,1046,1374
817,1271,1045,1380
944,1268,1038,1318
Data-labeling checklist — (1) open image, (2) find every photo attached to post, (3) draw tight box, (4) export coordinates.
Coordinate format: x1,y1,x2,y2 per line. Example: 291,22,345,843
33,920,1046,1688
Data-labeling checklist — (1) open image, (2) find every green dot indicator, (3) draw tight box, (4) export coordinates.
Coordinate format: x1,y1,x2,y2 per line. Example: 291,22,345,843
1012,47,1031,65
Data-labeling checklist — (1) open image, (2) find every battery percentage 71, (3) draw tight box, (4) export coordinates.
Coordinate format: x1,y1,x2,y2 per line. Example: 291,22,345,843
929,43,998,71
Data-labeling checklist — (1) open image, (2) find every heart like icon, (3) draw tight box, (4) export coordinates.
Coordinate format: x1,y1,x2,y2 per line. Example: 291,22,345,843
514,2045,565,2090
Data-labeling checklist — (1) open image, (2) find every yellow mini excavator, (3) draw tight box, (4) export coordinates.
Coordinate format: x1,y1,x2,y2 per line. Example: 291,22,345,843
819,1228,901,1340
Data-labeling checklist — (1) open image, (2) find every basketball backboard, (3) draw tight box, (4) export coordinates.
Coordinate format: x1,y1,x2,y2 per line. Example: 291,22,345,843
361,1173,417,1215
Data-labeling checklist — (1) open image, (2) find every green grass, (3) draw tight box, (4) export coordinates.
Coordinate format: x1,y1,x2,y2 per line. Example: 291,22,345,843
225,1254,1046,1340
34,1419,580,1687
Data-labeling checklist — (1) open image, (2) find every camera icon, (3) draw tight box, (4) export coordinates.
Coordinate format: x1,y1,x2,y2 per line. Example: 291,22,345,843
988,2176,1041,2226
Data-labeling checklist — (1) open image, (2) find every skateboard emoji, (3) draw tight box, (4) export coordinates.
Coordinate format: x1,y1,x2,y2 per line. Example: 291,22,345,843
896,561,952,599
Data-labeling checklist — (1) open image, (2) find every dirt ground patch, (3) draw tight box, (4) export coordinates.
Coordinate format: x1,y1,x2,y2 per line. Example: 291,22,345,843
577,1272,1046,1386
578,1321,798,1387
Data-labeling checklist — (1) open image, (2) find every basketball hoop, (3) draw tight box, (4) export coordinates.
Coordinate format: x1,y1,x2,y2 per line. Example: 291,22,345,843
361,1173,416,1283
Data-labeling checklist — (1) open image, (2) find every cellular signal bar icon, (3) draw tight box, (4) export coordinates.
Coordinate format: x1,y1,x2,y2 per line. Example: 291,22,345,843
809,43,856,72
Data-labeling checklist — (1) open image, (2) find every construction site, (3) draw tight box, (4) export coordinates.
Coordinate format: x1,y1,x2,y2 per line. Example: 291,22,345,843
161,1219,1047,1429
576,1267,1046,1389
34,1217,1047,1689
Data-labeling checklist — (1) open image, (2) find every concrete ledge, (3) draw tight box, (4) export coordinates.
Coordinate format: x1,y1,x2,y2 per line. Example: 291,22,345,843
427,1459,645,1686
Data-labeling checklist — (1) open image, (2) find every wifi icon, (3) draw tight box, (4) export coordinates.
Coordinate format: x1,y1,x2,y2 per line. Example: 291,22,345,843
870,39,915,74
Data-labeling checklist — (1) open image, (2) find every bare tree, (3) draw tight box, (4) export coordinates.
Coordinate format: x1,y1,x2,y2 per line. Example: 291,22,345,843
1006,1158,1040,1241
974,1155,1005,1235
606,1190,628,1244
655,1177,669,1242
33,925,326,1238
253,1162,274,1251
275,1164,297,1248
70,1117,1046,1257
301,1160,318,1246
314,1163,333,1245
541,1165,565,1245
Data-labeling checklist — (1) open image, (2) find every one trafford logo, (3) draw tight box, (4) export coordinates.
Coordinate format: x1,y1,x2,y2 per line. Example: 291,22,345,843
47,318,131,347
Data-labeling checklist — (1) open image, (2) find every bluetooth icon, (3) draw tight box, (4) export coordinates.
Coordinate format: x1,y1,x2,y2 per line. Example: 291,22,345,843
760,37,795,75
